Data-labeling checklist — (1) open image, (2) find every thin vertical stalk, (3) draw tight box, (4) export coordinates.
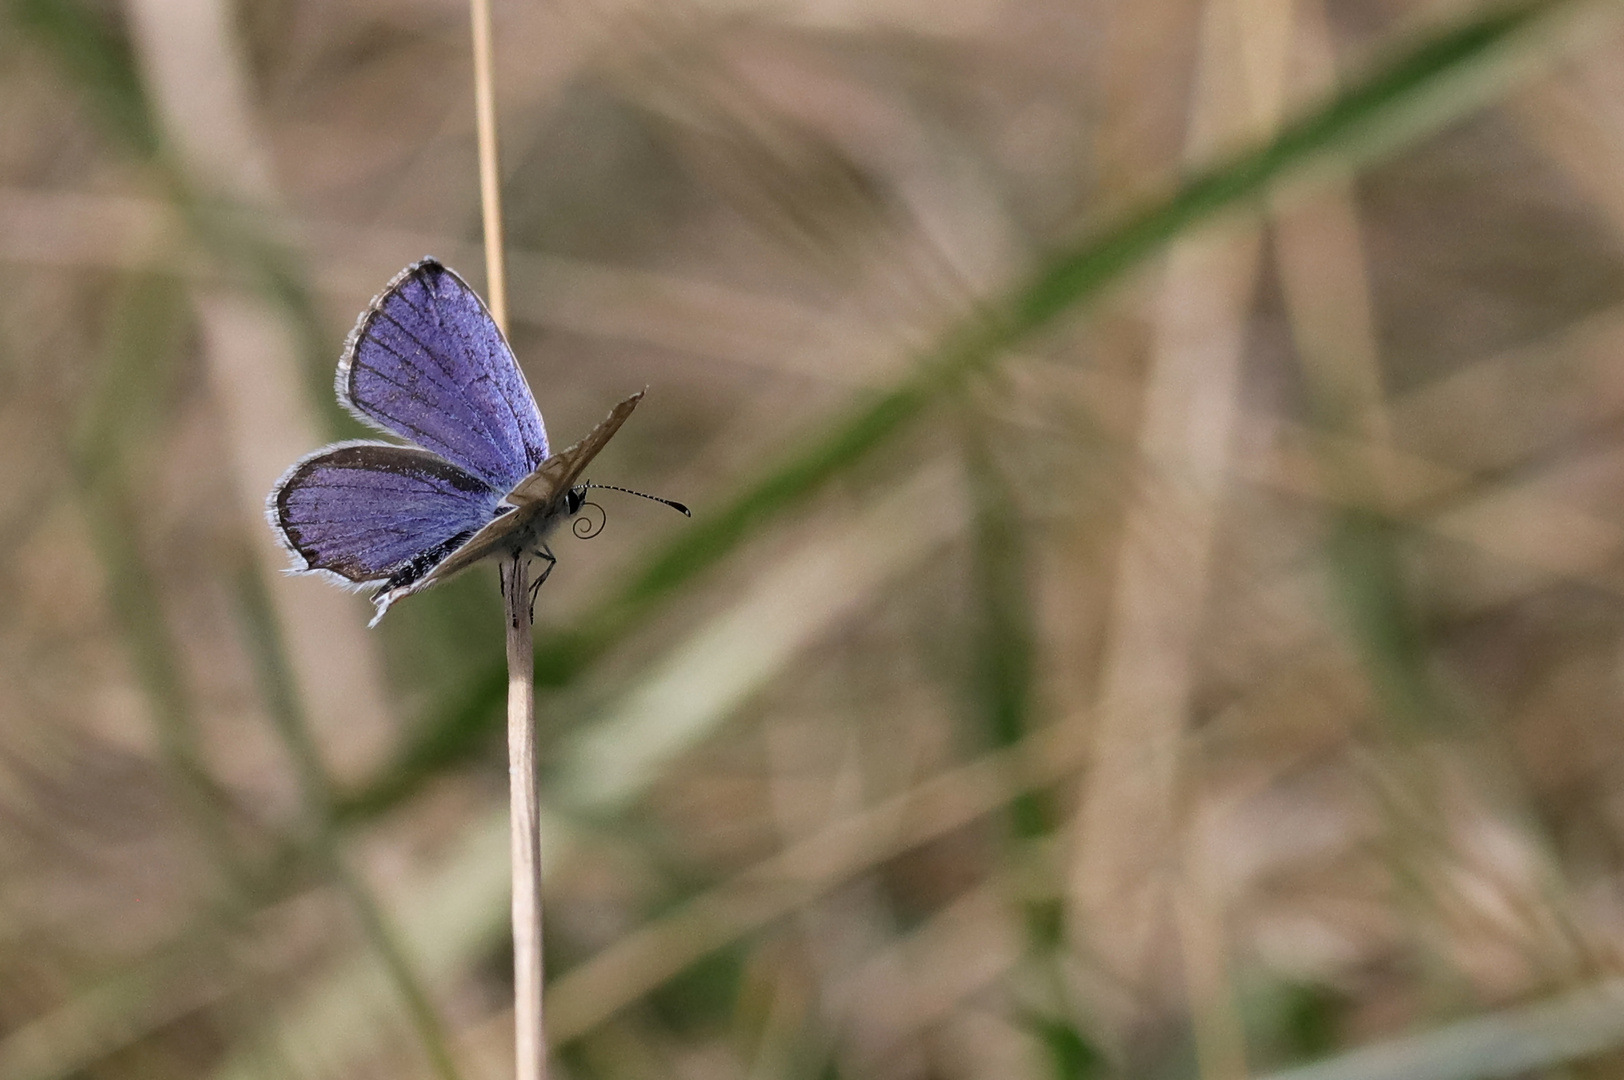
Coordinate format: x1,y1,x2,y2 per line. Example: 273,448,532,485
468,2,539,1075
503,557,546,1080
470,0,509,333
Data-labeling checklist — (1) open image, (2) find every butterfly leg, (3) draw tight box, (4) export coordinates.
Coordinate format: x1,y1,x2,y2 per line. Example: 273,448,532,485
527,543,557,621
500,557,529,628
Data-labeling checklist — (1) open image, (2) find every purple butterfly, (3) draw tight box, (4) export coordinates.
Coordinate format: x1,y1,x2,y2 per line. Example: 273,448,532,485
268,258,680,625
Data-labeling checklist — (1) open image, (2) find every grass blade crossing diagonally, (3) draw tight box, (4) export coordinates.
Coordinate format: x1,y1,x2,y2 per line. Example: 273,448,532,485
345,0,1614,819
12,0,1624,1077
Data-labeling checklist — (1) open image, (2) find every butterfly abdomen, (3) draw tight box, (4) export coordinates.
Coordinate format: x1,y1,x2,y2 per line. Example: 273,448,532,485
377,529,477,597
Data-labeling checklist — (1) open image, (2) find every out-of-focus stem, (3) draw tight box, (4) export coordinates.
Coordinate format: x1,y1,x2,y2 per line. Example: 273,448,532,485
470,0,509,333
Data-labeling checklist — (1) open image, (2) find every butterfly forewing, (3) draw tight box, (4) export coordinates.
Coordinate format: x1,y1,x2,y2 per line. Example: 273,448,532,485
508,390,643,504
339,258,549,492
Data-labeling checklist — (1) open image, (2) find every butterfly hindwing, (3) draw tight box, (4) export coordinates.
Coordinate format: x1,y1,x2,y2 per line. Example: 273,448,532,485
269,442,505,623
338,258,549,492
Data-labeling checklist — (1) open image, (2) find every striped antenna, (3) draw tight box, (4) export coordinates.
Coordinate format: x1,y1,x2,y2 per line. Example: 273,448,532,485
579,482,691,517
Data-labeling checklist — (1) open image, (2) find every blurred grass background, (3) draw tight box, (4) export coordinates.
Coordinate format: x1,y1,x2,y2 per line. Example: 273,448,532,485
6,0,1624,1077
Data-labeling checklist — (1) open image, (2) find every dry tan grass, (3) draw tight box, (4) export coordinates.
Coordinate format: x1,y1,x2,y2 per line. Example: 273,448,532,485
5,0,1624,1078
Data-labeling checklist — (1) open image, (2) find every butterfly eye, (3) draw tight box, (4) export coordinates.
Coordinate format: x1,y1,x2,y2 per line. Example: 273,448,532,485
566,487,587,515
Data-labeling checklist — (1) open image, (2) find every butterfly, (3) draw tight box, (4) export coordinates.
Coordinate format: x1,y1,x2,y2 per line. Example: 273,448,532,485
268,257,684,626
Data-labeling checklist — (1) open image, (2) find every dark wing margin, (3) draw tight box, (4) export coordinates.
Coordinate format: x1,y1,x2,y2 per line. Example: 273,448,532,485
267,441,504,625
336,258,549,493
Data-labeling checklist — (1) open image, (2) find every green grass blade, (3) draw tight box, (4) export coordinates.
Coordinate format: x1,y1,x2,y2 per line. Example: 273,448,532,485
13,0,343,417
10,0,159,155
1257,977,1624,1080
961,414,1101,1078
69,272,258,888
345,0,1608,819
231,566,468,1080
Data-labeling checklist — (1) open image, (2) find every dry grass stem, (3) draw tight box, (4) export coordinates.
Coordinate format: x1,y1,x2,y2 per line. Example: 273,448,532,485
12,1,1624,1078
504,556,546,1080
468,2,542,1077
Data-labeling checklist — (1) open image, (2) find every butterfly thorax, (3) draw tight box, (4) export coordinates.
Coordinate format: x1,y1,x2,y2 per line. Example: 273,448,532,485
496,482,580,553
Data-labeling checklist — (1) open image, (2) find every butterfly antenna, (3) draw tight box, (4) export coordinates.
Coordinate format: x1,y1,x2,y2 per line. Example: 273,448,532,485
572,501,607,539
581,483,692,517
